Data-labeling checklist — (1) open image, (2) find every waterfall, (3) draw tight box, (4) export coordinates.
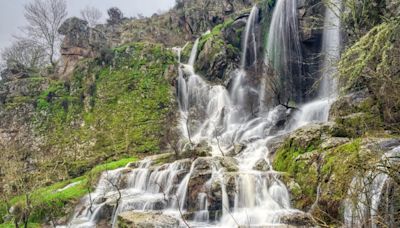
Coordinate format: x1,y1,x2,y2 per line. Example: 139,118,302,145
260,0,302,112
65,1,332,227
344,146,400,227
188,38,200,67
241,5,259,69
320,0,341,98
290,0,341,128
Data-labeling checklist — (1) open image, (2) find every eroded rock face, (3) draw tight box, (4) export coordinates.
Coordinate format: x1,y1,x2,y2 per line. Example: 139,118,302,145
186,156,238,211
0,63,30,82
58,17,107,79
297,0,324,100
253,158,270,171
181,141,213,158
119,0,255,47
117,211,179,228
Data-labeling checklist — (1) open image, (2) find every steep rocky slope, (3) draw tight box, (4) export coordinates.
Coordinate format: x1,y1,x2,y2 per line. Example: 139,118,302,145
0,0,399,227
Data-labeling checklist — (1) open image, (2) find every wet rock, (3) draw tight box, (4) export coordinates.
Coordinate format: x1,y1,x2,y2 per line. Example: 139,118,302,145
266,134,288,157
181,141,212,158
217,156,239,172
186,157,214,210
196,35,240,82
227,143,246,156
379,138,400,151
182,212,195,220
127,161,140,169
186,157,238,211
269,106,295,134
288,123,324,149
253,159,270,171
224,172,239,207
223,18,247,49
297,0,324,100
209,180,222,211
329,89,373,119
280,212,314,226
117,211,179,228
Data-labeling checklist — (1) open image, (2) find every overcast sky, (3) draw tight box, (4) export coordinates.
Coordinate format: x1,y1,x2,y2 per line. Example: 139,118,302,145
0,0,175,51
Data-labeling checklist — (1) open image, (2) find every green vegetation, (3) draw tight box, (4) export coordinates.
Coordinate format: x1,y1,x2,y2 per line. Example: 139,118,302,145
273,127,384,226
31,42,176,181
198,18,234,51
0,157,137,226
339,18,400,133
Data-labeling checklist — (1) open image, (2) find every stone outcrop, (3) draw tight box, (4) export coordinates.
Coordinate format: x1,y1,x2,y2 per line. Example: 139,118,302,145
120,0,255,47
58,17,107,79
280,212,314,227
273,122,400,226
117,211,179,228
297,0,324,100
186,156,238,212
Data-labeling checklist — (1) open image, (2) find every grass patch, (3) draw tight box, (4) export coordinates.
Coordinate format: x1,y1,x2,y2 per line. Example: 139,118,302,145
0,157,137,226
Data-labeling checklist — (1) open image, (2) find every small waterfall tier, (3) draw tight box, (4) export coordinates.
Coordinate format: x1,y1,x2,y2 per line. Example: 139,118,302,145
344,146,400,228
64,1,343,227
290,0,342,128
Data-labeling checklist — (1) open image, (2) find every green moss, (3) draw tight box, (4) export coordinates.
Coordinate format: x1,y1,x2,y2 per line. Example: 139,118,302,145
0,157,137,226
335,112,383,137
339,18,399,89
31,42,175,183
198,18,234,51
273,138,321,208
0,223,41,228
273,134,381,225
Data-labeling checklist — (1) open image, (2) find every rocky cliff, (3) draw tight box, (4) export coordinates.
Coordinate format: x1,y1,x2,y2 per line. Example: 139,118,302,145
1,0,400,227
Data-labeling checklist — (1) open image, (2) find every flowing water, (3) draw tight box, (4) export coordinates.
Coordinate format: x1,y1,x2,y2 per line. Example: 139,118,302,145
289,0,341,129
261,0,302,111
320,0,341,98
64,1,343,227
344,146,400,227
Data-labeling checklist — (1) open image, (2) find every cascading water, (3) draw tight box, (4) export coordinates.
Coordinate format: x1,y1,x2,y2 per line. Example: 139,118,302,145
320,0,341,98
64,1,341,227
344,146,400,227
172,4,303,226
289,0,341,129
261,0,302,111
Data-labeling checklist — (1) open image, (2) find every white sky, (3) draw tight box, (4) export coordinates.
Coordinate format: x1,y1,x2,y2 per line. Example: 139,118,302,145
0,0,176,51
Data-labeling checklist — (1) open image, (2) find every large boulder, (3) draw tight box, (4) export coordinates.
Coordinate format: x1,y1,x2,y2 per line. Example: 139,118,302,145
186,157,238,211
297,0,324,100
117,211,179,228
0,63,30,82
58,17,107,79
280,212,314,227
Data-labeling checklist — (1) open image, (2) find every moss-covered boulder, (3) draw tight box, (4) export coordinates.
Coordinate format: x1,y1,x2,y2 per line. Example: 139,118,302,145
195,19,241,83
273,122,400,226
338,18,400,134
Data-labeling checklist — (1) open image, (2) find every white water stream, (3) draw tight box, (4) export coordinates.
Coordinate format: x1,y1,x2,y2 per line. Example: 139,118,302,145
64,1,343,227
289,0,341,129
344,146,400,227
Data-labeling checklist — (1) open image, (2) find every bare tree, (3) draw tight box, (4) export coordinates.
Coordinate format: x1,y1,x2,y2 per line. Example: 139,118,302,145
80,6,102,27
213,124,225,156
23,0,67,67
1,38,47,70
